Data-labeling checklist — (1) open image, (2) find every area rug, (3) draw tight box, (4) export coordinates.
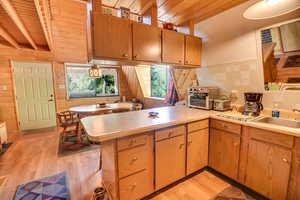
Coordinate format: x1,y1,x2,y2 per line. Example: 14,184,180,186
211,186,256,200
14,172,70,200
58,135,99,157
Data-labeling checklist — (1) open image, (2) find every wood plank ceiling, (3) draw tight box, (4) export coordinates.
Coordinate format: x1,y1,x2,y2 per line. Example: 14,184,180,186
102,0,250,25
0,0,52,50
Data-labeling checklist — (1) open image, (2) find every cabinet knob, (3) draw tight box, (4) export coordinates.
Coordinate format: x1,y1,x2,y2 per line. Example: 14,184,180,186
133,55,138,59
185,60,188,64
179,143,185,149
129,183,137,191
282,158,289,163
132,157,138,162
122,53,128,58
188,140,192,145
179,60,182,63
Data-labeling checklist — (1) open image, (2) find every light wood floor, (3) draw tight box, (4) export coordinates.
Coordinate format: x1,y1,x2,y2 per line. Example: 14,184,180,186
0,129,230,200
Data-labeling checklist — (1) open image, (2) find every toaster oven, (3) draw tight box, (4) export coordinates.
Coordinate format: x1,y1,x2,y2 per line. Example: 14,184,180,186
188,87,219,110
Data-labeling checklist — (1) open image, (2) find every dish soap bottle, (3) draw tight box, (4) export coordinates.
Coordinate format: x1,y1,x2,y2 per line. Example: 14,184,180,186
272,103,280,118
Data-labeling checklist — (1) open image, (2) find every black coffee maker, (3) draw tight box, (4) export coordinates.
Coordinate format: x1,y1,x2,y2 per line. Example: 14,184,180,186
243,93,264,116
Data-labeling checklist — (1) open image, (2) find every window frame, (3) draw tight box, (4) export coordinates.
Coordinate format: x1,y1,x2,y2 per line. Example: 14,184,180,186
64,63,120,100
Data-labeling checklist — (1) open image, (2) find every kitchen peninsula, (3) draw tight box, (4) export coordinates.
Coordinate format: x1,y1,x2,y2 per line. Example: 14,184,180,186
81,106,300,200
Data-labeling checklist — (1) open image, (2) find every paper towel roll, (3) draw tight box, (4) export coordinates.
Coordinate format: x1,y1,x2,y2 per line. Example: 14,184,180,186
0,122,7,144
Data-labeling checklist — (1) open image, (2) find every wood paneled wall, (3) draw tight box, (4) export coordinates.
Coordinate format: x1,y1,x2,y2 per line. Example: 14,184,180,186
171,67,197,100
51,0,88,63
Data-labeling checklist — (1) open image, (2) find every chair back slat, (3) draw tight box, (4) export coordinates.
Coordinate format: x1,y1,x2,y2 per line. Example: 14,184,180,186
57,111,79,127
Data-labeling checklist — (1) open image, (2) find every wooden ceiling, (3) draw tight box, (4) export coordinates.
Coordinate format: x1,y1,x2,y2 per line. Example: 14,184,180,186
0,0,52,50
101,0,250,25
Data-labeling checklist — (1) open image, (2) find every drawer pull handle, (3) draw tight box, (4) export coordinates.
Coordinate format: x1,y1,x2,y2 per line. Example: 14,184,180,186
129,183,137,191
179,144,185,149
282,158,289,163
131,157,138,163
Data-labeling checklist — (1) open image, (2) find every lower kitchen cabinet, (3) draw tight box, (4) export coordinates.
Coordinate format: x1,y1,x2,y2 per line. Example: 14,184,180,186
209,128,240,180
187,128,209,175
119,169,153,200
155,134,186,190
244,132,292,200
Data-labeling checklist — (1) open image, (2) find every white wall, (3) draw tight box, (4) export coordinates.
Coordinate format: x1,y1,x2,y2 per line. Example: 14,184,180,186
196,0,300,110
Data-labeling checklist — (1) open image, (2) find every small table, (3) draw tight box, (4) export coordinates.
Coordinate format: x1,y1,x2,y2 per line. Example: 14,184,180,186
69,102,137,117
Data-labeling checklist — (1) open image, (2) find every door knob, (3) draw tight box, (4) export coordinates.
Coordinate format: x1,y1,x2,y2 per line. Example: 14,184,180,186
48,94,54,102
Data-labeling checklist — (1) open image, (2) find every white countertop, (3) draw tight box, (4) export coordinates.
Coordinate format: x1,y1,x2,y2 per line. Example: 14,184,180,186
81,106,300,142
81,106,210,142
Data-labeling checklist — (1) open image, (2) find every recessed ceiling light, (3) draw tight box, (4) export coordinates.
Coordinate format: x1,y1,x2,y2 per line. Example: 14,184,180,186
243,0,300,20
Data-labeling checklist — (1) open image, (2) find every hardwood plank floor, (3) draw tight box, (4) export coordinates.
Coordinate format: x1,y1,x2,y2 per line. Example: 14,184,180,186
0,129,230,200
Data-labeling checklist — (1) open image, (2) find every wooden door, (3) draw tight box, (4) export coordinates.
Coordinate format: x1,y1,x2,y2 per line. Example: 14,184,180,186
245,139,292,200
162,29,185,64
185,35,202,66
187,129,209,175
155,135,185,190
93,13,131,60
132,23,161,62
209,128,240,180
13,62,56,131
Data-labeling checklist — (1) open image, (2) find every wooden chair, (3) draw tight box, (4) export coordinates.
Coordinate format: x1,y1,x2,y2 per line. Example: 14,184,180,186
56,111,81,144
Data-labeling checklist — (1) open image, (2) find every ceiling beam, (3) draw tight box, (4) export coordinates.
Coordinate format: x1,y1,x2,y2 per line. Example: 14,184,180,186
0,0,38,50
33,0,52,51
0,24,20,48
139,0,155,15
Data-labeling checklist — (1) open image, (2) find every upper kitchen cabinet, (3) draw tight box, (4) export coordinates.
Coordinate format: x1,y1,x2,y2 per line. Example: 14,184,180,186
132,23,162,63
93,13,132,60
162,30,185,65
185,35,202,66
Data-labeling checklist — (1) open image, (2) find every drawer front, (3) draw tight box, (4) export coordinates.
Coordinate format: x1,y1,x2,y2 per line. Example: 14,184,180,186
156,125,185,141
118,145,148,178
248,127,294,148
188,119,209,133
119,170,153,200
118,134,148,151
210,119,241,135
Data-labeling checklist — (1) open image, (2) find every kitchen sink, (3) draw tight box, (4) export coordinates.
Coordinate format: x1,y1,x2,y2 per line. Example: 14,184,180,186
253,116,300,128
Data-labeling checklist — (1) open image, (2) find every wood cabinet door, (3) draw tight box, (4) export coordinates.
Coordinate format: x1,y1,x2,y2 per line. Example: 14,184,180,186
185,35,202,66
155,135,185,190
93,13,131,60
162,29,185,64
187,129,209,175
132,23,161,62
245,139,292,200
209,128,240,180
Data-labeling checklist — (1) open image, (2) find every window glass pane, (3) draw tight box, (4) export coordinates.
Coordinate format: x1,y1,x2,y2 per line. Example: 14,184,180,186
150,66,168,98
66,66,119,99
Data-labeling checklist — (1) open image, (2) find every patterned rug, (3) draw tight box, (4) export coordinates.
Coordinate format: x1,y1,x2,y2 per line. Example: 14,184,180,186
14,172,70,200
211,186,256,200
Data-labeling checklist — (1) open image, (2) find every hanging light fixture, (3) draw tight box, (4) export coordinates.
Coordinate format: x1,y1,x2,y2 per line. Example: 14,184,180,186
243,0,300,20
89,65,102,78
